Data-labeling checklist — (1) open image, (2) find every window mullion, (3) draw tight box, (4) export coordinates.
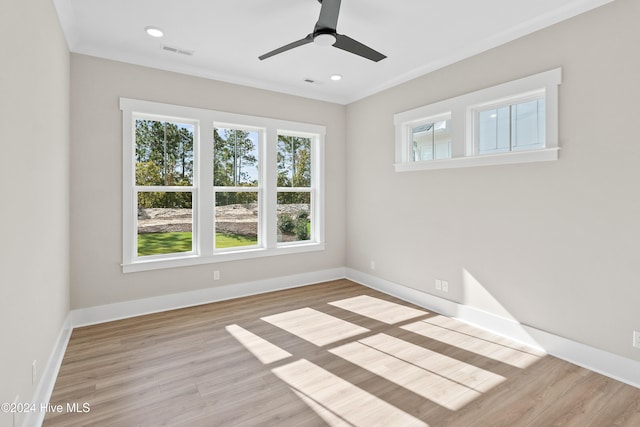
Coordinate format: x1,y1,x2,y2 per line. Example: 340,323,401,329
198,118,214,257
509,104,514,152
264,127,278,249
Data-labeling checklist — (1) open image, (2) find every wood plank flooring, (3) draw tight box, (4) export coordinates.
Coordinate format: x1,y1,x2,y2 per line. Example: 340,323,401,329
43,279,640,426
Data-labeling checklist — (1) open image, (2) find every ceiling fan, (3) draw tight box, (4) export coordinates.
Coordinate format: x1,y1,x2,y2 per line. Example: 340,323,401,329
259,0,386,62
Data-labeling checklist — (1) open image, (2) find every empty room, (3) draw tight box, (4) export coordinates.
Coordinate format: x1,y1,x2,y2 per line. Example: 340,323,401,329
2,0,639,426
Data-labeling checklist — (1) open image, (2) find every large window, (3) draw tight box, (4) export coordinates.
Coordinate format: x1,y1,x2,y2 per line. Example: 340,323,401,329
277,133,313,244
214,127,260,251
394,68,561,171
135,118,195,258
121,99,324,272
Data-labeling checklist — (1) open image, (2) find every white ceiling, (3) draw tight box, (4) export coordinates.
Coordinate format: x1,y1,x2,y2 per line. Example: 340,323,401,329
52,0,613,104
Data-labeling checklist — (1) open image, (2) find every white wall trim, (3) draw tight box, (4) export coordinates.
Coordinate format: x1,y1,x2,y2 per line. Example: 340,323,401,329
71,267,346,327
23,314,73,427
394,148,559,172
346,268,640,389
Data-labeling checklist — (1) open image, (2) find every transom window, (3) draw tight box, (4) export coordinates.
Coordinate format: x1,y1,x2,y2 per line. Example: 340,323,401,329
394,68,561,171
121,98,325,273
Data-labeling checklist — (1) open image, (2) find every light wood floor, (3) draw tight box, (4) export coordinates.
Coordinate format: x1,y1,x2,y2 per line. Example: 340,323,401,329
44,279,640,426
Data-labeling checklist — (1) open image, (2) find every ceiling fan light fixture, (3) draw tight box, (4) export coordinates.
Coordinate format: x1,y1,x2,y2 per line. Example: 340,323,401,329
258,0,385,62
313,33,336,47
330,74,342,81
145,26,164,38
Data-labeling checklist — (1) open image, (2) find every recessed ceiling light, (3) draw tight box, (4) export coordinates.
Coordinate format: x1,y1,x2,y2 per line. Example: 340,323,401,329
330,74,342,81
145,26,164,38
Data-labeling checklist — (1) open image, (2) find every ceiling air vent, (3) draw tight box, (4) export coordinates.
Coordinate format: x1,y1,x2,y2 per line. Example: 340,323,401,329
162,45,194,56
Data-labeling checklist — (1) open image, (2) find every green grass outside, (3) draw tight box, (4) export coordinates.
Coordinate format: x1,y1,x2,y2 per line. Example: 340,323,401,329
138,232,258,256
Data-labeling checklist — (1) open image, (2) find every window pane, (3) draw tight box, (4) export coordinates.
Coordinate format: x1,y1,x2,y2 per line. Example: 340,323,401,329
277,192,311,243
214,192,259,249
135,119,194,186
137,192,193,256
278,135,311,187
478,99,545,155
512,99,545,151
478,107,510,154
214,128,259,187
412,119,451,161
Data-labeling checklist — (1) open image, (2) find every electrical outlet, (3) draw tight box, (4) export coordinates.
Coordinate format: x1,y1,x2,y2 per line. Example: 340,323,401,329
633,331,640,349
442,280,449,292
213,270,220,281
32,360,37,385
435,279,442,291
370,260,376,270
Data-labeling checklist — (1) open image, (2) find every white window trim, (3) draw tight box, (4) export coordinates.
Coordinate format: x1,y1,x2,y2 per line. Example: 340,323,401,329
121,98,325,273
394,68,561,172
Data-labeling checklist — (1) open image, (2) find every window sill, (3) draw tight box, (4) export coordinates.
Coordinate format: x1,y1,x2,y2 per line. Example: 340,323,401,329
122,242,326,273
394,147,559,172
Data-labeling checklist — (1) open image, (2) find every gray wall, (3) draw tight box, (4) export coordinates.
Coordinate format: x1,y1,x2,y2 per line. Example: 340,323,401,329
346,0,640,361
70,54,347,309
0,0,70,425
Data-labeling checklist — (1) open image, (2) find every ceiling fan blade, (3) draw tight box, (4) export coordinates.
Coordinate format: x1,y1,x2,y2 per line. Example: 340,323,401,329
259,34,314,60
315,0,341,32
333,34,387,62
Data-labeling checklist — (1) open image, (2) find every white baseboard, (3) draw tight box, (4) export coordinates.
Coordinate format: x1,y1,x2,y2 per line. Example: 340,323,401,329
23,313,73,427
71,267,347,327
346,268,640,389
346,268,640,388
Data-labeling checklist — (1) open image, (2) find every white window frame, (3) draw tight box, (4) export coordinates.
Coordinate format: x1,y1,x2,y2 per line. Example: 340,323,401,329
276,129,322,248
394,68,561,172
121,98,325,273
212,123,265,253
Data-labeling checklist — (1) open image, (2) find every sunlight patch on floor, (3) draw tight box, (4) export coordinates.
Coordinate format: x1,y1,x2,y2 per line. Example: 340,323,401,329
358,333,505,393
229,299,543,424
402,316,543,368
329,333,503,410
272,359,429,427
261,307,370,346
328,295,429,324
424,316,546,357
225,324,292,364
